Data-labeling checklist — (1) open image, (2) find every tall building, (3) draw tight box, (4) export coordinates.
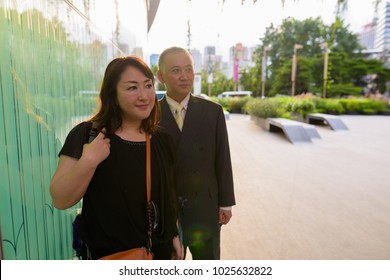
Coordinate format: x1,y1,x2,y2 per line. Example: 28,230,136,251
359,21,376,50
132,47,144,58
203,46,216,70
226,43,256,79
204,45,216,57
374,1,390,67
190,49,203,73
149,54,160,66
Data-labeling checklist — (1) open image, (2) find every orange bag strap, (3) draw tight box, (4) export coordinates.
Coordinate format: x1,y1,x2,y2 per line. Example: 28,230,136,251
145,133,152,251
146,133,151,202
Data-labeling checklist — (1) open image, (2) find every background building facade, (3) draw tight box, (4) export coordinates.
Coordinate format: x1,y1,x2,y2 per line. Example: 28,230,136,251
374,1,390,67
359,1,390,67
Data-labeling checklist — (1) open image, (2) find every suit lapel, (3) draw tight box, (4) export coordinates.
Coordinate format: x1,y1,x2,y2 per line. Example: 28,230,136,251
159,95,205,162
160,95,205,161
160,98,181,145
177,96,205,159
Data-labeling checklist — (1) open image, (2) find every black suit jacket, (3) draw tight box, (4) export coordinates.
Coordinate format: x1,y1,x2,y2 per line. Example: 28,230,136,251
159,95,235,245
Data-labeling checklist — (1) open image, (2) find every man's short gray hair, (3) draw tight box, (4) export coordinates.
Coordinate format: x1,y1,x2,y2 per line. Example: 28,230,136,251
158,47,193,72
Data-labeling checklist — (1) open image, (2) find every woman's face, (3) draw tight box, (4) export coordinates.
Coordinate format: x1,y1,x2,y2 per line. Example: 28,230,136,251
116,66,155,123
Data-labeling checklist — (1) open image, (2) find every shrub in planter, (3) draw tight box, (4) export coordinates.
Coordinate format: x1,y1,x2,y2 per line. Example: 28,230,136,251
229,96,251,113
365,100,389,114
315,98,344,114
339,98,363,114
245,98,285,118
285,98,316,120
358,99,389,114
359,100,376,114
215,97,231,111
338,98,389,114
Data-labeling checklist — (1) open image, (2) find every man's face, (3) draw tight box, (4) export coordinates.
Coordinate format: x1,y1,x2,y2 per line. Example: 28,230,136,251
158,51,194,102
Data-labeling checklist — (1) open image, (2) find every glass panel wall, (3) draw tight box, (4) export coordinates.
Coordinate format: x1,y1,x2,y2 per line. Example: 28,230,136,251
0,0,147,259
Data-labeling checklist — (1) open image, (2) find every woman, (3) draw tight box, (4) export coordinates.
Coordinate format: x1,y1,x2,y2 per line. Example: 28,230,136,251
50,56,182,260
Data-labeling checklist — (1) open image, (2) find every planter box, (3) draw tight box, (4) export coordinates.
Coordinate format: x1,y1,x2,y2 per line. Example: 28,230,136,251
250,115,269,130
290,112,304,122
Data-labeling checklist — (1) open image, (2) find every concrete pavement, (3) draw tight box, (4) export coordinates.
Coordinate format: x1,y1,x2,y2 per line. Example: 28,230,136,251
220,114,390,260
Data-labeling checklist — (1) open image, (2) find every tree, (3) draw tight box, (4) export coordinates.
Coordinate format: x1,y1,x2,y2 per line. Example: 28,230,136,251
249,16,388,97
200,68,234,96
257,17,330,96
240,66,261,96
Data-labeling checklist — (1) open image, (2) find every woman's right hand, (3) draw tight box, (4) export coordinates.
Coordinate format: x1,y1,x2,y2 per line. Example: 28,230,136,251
50,128,111,209
82,129,111,167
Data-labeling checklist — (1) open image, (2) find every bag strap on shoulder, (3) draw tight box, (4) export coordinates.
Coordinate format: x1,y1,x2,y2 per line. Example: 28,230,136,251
145,133,153,251
88,122,98,143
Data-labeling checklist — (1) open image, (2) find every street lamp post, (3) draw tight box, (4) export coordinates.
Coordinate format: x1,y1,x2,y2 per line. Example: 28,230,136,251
321,42,329,99
291,44,303,96
233,43,243,92
207,55,213,96
261,46,269,99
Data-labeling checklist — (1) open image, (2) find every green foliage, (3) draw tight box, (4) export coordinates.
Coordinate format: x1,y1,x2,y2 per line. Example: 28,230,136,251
327,83,362,98
229,96,252,113
244,98,287,118
284,97,316,118
201,69,234,96
248,17,389,100
294,57,317,93
215,97,231,111
314,98,345,114
240,67,261,96
151,64,159,76
366,100,390,114
216,96,252,113
338,98,389,114
269,56,320,96
269,63,293,96
1,5,118,260
245,97,389,119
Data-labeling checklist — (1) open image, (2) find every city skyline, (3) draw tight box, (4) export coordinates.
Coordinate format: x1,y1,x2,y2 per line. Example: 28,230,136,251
146,0,376,60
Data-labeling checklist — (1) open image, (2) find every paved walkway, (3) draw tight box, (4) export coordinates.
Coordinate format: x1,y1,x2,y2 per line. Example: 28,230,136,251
220,114,390,260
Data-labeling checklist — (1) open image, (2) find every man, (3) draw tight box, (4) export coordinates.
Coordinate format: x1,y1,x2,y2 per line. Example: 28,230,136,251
157,47,235,260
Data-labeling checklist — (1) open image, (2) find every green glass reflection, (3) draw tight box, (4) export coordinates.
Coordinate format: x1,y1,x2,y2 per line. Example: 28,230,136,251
0,0,127,260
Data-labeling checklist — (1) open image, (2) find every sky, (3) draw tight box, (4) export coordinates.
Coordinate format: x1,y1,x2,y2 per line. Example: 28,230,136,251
146,0,376,59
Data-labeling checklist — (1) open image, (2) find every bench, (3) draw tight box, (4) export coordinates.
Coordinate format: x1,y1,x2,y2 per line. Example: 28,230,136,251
267,118,321,144
306,113,348,131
